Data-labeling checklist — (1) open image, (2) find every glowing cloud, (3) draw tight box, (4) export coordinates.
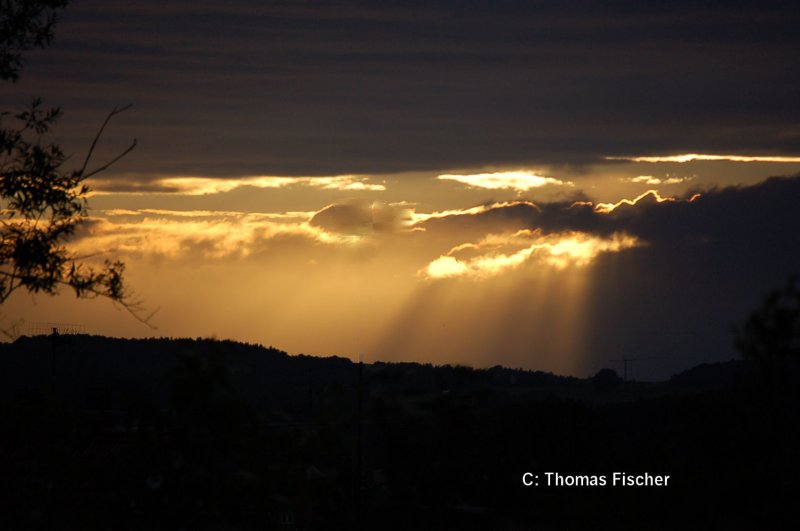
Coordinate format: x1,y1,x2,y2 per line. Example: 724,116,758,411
102,208,315,222
626,175,692,185
606,154,800,163
593,190,686,214
410,200,540,224
70,206,365,261
91,175,386,195
421,230,639,280
425,256,469,279
309,201,415,234
437,171,571,192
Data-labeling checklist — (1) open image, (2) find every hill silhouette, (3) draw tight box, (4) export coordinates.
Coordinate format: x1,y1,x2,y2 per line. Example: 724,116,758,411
0,335,797,530
0,335,586,413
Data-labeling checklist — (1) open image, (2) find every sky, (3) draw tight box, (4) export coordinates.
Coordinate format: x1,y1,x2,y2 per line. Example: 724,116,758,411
4,0,800,379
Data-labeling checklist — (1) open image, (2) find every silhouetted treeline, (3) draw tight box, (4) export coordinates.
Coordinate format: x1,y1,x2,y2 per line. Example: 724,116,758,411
0,335,798,530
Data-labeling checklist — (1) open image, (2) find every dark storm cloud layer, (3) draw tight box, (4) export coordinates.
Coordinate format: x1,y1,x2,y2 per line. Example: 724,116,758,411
10,0,800,177
583,177,800,378
406,176,800,378
420,176,800,251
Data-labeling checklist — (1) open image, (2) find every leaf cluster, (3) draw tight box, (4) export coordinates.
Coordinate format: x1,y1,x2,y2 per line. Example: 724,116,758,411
0,0,67,82
736,274,800,361
0,1,153,328
0,99,134,309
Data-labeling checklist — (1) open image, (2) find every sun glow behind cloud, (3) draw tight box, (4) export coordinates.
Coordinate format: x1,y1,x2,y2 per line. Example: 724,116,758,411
592,190,699,214
422,230,639,279
72,208,360,260
607,153,800,163
22,173,790,379
625,175,692,185
409,200,541,225
437,171,572,192
90,175,386,195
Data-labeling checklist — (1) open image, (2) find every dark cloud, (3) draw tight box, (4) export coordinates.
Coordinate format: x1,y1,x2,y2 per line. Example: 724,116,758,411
310,201,413,234
408,176,800,378
310,203,373,234
585,177,800,377
89,178,180,194
419,176,800,244
7,0,800,177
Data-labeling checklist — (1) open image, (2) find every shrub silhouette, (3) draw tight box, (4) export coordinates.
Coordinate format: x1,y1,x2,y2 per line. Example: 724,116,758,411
736,274,800,362
592,367,622,392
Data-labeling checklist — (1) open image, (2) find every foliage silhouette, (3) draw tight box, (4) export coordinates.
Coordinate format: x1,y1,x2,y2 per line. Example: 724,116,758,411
592,367,622,392
736,274,800,362
0,0,66,82
0,1,149,327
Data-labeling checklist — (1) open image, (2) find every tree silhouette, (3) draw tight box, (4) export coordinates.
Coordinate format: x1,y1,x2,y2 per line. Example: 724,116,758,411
0,0,66,82
735,274,800,402
592,367,622,392
1,0,149,325
736,274,800,362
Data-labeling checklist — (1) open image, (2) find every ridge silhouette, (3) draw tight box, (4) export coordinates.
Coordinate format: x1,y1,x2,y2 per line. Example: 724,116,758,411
1,330,797,529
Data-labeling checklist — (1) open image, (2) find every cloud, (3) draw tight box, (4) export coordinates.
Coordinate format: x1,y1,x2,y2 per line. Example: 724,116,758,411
385,175,800,377
410,176,800,267
309,201,415,234
421,230,639,279
102,208,315,223
413,188,706,238
71,198,428,265
309,204,372,234
68,207,357,262
87,179,182,194
73,176,800,290
410,200,541,225
41,175,800,379
89,175,386,196
625,175,693,185
15,1,800,179
593,190,699,214
437,171,572,192
608,154,800,163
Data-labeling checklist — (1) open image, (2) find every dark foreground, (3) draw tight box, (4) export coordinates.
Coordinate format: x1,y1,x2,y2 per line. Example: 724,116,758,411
1,335,798,530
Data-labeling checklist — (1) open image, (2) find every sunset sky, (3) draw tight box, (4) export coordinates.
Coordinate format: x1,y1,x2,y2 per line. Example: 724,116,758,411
5,0,800,379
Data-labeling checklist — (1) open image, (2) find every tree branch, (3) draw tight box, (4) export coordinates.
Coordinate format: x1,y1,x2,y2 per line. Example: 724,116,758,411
83,138,136,179
75,281,159,329
79,104,133,176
